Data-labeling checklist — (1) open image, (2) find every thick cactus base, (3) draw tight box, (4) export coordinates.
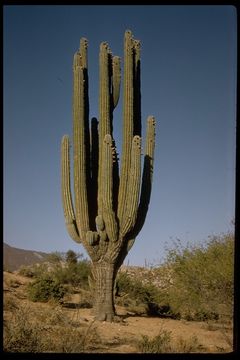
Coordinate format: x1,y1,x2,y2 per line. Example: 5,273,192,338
92,262,117,322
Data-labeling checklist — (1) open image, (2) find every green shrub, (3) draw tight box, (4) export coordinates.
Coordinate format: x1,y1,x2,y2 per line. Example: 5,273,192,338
18,265,35,278
116,272,156,305
18,263,49,279
46,251,64,264
27,276,66,302
52,259,91,288
164,231,234,320
65,250,78,264
116,272,177,317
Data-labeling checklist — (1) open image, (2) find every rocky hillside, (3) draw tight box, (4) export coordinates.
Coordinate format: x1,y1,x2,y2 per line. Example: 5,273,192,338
3,243,171,288
119,264,173,290
3,243,49,272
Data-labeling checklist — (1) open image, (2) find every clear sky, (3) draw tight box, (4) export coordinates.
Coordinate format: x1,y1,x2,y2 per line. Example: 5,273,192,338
3,5,237,266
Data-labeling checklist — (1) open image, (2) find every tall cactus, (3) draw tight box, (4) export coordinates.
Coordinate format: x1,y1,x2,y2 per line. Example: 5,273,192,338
61,30,156,321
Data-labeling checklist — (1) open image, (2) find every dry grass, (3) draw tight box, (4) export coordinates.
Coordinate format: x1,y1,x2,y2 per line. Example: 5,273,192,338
3,301,101,353
136,327,207,353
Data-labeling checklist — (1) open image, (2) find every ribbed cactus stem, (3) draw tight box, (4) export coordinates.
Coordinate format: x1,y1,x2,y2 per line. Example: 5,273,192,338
90,117,99,220
96,214,105,231
145,115,156,159
112,56,121,109
61,135,81,243
73,54,89,235
121,135,141,237
98,42,112,214
133,39,141,137
128,115,156,239
86,230,99,246
118,30,135,225
80,38,88,69
102,134,118,242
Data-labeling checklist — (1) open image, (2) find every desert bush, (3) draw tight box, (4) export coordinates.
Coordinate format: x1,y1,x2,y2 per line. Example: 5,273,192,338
116,272,178,318
46,251,64,264
174,335,206,353
3,303,101,353
27,275,66,302
45,251,91,288
117,230,233,322
136,330,206,353
164,231,234,321
18,262,49,278
65,250,78,264
18,251,91,290
116,272,158,304
52,321,101,353
52,258,91,288
3,305,46,352
18,265,35,278
136,329,172,353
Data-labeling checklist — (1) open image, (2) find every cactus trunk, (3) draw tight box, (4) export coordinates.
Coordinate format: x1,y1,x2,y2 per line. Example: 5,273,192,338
92,262,117,321
61,30,156,321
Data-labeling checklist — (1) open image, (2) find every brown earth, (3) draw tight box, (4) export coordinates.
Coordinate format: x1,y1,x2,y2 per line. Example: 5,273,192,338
3,271,233,353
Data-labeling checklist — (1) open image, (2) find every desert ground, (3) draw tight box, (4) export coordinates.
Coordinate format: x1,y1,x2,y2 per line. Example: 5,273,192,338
3,271,233,353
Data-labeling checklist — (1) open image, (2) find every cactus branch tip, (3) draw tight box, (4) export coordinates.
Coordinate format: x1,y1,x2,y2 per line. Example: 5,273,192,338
134,39,141,48
100,41,109,50
80,37,88,46
62,134,69,142
104,134,112,144
133,135,141,145
125,29,133,36
113,56,121,64
148,115,156,124
62,135,71,148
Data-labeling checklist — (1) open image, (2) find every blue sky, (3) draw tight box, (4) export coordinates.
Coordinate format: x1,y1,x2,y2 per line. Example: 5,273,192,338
4,5,237,266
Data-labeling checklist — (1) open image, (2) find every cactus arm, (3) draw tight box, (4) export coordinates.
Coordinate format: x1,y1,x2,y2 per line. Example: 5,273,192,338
73,52,90,236
121,135,141,237
133,39,141,137
102,134,118,242
80,38,88,69
61,135,81,243
98,42,112,215
86,231,99,246
90,117,99,221
80,38,92,229
128,116,156,239
95,215,107,242
117,30,135,226
111,139,119,213
112,56,121,109
127,238,135,252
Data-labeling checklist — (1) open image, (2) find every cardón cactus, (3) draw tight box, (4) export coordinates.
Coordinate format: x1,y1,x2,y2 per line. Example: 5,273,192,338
61,30,156,321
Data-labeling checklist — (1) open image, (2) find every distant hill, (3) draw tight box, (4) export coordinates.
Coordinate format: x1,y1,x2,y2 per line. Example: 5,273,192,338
3,243,49,272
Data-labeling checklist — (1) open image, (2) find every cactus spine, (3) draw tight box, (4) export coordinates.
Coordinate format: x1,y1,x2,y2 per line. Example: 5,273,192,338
61,30,156,321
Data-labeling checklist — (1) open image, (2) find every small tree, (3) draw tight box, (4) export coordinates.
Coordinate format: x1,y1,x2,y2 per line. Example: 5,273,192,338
65,250,78,265
47,252,63,264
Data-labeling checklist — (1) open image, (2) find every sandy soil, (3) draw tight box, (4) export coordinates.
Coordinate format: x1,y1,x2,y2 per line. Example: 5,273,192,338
3,271,233,353
61,306,233,353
